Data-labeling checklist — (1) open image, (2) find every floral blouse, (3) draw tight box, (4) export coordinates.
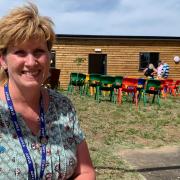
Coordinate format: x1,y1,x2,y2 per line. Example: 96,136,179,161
0,89,85,179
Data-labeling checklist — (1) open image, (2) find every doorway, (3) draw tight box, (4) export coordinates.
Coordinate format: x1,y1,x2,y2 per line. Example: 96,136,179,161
88,54,107,74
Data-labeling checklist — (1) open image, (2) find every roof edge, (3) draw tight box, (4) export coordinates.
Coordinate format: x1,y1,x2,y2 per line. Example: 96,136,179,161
56,34,180,41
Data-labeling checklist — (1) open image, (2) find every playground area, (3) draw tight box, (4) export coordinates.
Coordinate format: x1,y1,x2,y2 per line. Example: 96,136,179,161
66,91,180,179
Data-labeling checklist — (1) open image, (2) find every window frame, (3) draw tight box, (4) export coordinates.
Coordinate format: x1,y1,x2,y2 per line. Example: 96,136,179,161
139,52,159,71
50,50,56,68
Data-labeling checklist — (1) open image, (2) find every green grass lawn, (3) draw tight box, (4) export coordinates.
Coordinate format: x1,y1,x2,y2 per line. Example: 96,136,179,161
65,91,180,179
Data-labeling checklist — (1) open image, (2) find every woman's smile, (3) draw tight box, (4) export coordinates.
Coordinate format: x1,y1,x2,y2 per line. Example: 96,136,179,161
21,70,41,77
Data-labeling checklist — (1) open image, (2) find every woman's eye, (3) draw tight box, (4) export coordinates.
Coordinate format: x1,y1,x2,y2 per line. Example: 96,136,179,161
34,49,46,57
13,49,47,58
14,50,26,57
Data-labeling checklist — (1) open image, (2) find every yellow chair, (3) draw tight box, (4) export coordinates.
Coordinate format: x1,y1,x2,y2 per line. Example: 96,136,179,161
88,74,101,97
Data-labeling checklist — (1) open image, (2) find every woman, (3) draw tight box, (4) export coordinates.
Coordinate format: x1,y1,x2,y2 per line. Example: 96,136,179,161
143,63,157,79
0,3,95,180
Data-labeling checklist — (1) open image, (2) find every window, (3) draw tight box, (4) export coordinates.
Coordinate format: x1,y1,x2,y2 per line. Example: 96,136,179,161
139,52,159,70
50,50,56,68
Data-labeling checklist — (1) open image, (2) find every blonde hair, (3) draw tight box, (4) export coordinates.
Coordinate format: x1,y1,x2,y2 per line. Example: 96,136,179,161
149,63,155,70
0,3,56,85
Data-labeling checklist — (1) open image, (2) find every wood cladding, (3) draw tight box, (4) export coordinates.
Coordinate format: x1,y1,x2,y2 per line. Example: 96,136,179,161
53,37,180,89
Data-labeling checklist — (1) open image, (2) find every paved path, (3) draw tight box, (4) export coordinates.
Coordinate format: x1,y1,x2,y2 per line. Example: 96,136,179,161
119,146,180,180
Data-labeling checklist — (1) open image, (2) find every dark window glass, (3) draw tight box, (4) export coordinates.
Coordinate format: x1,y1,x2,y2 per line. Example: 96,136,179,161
50,50,56,68
139,52,159,70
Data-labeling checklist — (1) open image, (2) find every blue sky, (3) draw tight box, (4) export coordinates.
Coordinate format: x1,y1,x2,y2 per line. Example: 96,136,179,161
0,0,180,36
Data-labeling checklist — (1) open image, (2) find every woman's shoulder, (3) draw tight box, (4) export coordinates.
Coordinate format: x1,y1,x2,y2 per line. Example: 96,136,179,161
0,85,4,99
48,89,75,113
0,86,9,118
0,86,7,108
48,89,71,102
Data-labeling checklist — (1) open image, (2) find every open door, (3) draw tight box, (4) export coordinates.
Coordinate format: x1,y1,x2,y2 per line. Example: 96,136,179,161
88,54,107,74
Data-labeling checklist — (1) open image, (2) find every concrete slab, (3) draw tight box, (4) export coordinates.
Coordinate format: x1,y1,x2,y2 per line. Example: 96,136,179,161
119,146,180,180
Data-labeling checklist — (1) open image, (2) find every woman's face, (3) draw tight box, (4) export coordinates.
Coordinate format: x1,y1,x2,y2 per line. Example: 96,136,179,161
0,39,50,89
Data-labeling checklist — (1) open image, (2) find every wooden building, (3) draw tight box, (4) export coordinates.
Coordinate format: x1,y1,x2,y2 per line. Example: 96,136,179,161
51,34,180,89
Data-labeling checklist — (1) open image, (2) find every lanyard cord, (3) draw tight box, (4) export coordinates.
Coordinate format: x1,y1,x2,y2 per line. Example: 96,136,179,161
4,83,47,180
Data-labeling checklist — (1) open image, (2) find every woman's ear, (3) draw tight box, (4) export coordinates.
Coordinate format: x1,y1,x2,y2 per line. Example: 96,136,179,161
0,54,7,70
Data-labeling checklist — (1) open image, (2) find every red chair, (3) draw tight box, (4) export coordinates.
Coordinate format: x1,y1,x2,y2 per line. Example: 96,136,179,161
118,77,139,106
168,80,180,96
160,79,166,98
160,79,174,98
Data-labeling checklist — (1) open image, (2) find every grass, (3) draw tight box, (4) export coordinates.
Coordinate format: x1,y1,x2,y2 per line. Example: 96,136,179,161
64,91,180,179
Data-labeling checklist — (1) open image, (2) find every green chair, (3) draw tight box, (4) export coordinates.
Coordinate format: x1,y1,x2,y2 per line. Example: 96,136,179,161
96,75,115,102
142,79,161,106
113,76,123,88
67,72,86,95
113,76,123,103
88,73,101,98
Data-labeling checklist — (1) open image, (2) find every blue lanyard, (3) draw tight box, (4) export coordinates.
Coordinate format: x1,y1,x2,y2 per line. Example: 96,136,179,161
4,83,47,180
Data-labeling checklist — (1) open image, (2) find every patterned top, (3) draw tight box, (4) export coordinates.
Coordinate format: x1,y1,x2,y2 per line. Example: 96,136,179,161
161,63,170,79
0,89,85,179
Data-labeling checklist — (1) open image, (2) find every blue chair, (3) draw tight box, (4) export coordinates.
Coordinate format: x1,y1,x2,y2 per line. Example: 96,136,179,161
137,78,146,100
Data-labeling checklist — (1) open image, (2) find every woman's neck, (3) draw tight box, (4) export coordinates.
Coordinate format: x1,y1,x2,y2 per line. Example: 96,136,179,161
2,81,49,135
8,81,41,110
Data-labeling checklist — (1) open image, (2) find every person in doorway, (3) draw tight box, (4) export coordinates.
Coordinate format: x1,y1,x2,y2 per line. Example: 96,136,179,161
0,3,95,180
143,63,157,79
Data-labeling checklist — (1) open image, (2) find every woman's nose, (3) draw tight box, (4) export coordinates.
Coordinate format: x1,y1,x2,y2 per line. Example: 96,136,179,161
25,54,37,66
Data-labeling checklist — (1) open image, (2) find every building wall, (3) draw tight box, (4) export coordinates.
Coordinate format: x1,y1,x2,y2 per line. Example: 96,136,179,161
53,38,180,89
